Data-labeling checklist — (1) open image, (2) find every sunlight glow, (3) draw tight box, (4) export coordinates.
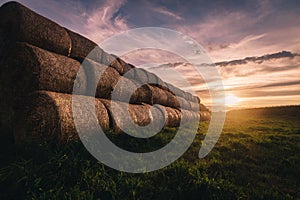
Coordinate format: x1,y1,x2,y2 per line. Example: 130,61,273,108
225,94,241,106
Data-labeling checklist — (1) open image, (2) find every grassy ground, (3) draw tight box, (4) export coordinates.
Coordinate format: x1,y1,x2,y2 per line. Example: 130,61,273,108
0,106,299,199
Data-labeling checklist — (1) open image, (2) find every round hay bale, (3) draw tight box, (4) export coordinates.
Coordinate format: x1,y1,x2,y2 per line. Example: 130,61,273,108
125,67,149,84
164,107,181,128
0,1,71,55
139,85,184,109
196,96,201,104
199,103,210,112
101,51,116,66
109,54,127,75
145,71,168,89
165,82,180,96
116,57,135,75
82,58,150,103
101,54,134,76
177,96,192,110
180,109,200,125
121,67,168,91
14,91,110,144
82,58,120,99
112,79,152,104
190,101,200,112
147,85,168,106
145,71,159,84
100,99,140,134
164,82,199,103
145,85,199,110
174,96,200,112
5,42,87,98
66,29,103,62
200,111,211,121
166,92,180,108
101,99,165,134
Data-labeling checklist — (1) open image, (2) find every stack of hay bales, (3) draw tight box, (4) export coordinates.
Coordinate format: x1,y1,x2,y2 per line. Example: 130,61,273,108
0,1,211,144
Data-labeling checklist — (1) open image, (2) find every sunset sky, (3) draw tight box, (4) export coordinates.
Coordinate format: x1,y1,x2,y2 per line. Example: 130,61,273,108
1,0,299,109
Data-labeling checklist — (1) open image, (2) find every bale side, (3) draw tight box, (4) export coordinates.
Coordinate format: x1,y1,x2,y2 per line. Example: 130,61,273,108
0,1,71,55
164,107,181,128
82,58,120,99
14,91,110,144
101,99,167,134
0,49,15,145
145,85,200,110
81,58,152,104
66,29,103,62
5,42,87,97
115,57,135,75
180,109,200,124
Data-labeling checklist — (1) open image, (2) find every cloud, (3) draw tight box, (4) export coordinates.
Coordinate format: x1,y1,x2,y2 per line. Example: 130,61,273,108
228,34,267,49
258,80,300,88
150,50,299,69
152,6,183,21
214,51,299,67
83,0,129,43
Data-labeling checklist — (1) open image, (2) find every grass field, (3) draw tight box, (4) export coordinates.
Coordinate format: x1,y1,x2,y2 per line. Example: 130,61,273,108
1,106,299,199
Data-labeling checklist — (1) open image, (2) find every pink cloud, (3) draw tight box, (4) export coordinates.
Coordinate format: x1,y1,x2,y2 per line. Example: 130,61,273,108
152,6,183,21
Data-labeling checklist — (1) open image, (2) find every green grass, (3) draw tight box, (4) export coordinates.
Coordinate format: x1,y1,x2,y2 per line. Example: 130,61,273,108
1,106,299,199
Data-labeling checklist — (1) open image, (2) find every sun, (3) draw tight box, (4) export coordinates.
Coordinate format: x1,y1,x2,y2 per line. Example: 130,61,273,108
225,94,241,106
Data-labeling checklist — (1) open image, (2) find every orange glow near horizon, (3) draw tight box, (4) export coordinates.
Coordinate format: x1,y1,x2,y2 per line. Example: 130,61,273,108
225,94,241,107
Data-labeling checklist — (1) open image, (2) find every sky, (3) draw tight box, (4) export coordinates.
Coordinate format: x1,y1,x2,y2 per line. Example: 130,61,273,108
1,0,299,109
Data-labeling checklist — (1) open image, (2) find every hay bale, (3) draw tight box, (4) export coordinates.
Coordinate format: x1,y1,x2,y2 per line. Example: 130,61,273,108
163,107,200,127
112,80,152,104
101,53,135,75
123,67,168,90
82,58,120,99
116,57,135,75
177,96,191,110
108,54,127,75
66,29,103,62
164,82,199,103
4,42,87,98
143,85,199,110
0,68,15,145
200,111,211,121
180,109,200,124
200,103,210,112
147,85,168,106
125,67,149,84
65,30,131,77
0,1,71,55
101,52,117,67
177,96,200,112
81,58,151,103
199,104,211,121
164,107,181,128
101,99,166,134
14,91,110,144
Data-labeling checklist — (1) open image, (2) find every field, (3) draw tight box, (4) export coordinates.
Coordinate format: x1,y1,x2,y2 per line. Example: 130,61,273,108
1,106,299,199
